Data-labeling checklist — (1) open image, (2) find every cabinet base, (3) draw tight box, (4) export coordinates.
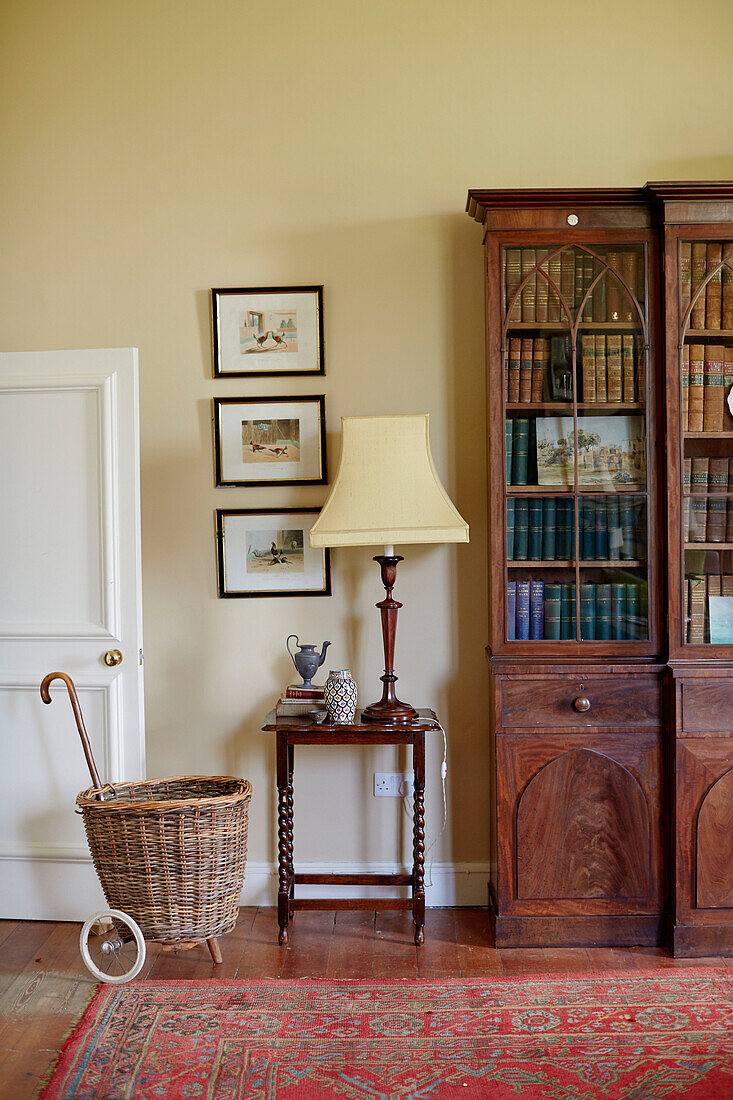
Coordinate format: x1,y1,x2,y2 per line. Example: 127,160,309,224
673,923,733,957
492,911,664,949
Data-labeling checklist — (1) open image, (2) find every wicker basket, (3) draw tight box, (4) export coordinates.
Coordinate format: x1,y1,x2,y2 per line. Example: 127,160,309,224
76,775,251,944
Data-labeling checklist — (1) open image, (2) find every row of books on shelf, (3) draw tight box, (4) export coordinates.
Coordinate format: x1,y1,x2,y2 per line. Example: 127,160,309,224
506,416,646,489
505,247,643,324
685,574,733,644
507,580,647,641
508,496,646,562
681,344,733,432
505,335,644,404
681,242,733,331
684,458,733,543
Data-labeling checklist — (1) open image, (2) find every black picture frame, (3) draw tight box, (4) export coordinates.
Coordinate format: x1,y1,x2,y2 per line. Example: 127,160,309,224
213,395,327,487
211,285,325,378
216,508,332,598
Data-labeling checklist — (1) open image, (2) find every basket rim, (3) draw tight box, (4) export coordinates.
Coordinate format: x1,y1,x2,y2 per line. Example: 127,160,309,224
76,774,252,812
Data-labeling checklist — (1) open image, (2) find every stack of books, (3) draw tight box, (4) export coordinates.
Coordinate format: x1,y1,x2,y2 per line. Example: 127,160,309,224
505,419,537,485
507,579,647,641
684,457,733,543
276,684,327,718
681,344,733,432
680,241,733,330
686,574,733,642
504,247,644,323
507,495,645,562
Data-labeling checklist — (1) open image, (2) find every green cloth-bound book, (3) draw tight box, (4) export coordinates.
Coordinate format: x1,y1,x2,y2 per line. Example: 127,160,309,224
580,583,596,640
505,420,513,485
619,496,635,560
581,497,596,561
595,583,612,640
542,498,556,561
607,496,621,561
528,498,543,560
513,498,529,561
512,419,529,485
506,499,515,560
544,582,562,640
626,583,639,639
561,583,576,640
611,583,626,640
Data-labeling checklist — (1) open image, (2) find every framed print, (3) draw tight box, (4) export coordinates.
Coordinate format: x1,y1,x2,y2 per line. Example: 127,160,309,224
213,395,326,487
211,285,324,378
216,508,331,598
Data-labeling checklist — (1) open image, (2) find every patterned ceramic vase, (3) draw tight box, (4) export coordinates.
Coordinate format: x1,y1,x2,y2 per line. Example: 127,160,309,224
323,669,358,724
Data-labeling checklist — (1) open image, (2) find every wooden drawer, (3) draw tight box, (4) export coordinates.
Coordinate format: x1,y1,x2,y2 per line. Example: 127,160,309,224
682,682,733,734
500,676,662,729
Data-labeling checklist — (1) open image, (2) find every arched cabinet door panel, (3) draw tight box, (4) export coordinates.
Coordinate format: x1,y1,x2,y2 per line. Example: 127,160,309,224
696,768,733,909
516,748,650,900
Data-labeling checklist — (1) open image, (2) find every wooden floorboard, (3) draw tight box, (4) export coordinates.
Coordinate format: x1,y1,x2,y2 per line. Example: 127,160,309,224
0,907,730,1100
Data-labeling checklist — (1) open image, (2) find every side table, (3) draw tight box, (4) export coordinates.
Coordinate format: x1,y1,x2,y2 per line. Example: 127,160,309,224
261,708,441,946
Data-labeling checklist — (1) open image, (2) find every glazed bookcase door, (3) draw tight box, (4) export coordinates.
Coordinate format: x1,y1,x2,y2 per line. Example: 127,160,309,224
669,229,733,657
495,236,658,655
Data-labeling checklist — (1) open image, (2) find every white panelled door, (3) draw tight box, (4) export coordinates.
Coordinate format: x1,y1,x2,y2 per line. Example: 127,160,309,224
0,349,144,919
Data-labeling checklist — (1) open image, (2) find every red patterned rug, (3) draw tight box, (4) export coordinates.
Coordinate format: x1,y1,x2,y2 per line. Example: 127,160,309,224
40,971,733,1099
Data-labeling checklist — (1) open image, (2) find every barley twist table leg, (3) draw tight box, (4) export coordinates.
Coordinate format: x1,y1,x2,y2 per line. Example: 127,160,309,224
276,732,290,945
412,731,426,946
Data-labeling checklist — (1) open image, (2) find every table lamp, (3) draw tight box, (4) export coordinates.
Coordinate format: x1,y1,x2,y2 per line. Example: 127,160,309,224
309,415,469,724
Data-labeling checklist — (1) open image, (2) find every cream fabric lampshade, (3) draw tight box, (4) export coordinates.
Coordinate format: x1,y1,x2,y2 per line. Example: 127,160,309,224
309,415,469,548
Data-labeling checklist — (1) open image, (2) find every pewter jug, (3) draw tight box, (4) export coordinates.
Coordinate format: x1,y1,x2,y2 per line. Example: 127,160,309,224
286,635,331,688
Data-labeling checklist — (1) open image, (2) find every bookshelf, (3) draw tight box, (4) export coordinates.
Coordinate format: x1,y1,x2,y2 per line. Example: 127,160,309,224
658,186,733,958
469,184,733,956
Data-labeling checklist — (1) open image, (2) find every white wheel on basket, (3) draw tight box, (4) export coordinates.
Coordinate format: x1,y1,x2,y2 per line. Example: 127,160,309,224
80,909,146,984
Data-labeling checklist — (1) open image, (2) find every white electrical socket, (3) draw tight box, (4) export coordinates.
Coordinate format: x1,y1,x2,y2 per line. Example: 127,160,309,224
374,772,414,797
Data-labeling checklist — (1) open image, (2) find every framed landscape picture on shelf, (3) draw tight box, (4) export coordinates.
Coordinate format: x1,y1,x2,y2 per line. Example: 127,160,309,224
211,286,324,377
536,416,646,489
213,395,327,487
216,508,331,598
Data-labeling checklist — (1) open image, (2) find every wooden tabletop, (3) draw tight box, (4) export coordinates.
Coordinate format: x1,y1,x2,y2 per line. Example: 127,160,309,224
262,708,440,734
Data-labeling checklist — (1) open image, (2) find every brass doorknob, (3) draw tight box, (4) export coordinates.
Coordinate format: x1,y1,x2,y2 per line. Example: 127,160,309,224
573,696,591,712
104,649,123,667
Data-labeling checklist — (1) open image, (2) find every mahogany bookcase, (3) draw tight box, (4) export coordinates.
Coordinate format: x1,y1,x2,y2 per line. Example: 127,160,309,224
467,183,733,955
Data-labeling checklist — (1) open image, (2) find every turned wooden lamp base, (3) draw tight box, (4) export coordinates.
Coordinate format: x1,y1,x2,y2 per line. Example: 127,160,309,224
361,554,419,725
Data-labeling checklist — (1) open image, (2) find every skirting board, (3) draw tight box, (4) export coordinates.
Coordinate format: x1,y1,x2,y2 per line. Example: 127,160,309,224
0,846,489,919
241,861,491,908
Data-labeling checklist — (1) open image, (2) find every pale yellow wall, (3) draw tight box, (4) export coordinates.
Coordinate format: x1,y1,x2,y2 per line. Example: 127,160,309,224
3,0,733,887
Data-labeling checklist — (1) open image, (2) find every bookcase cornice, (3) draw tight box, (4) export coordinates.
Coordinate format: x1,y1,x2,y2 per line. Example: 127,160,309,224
466,187,648,224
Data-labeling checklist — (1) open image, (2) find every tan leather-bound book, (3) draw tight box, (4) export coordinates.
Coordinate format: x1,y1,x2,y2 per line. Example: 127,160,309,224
560,250,575,316
722,242,733,329
683,457,692,541
727,460,733,543
606,334,623,402
521,249,536,322
690,457,709,545
679,242,692,320
620,252,637,322
623,335,636,403
688,344,705,432
690,242,708,329
548,250,562,322
574,252,585,314
507,338,521,402
505,249,522,322
581,335,596,403
531,337,546,402
594,334,607,402
703,344,725,431
605,252,623,321
535,250,549,323
705,243,723,329
689,575,706,643
681,343,690,431
722,575,733,597
519,337,534,403
707,458,729,542
724,346,733,430
583,253,595,319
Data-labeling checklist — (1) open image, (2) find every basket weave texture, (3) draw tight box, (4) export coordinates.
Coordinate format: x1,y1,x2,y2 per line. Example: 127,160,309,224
77,775,251,944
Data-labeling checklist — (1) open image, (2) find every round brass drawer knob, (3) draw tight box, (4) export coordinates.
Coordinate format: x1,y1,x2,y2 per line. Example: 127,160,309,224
573,696,591,712
104,649,123,667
